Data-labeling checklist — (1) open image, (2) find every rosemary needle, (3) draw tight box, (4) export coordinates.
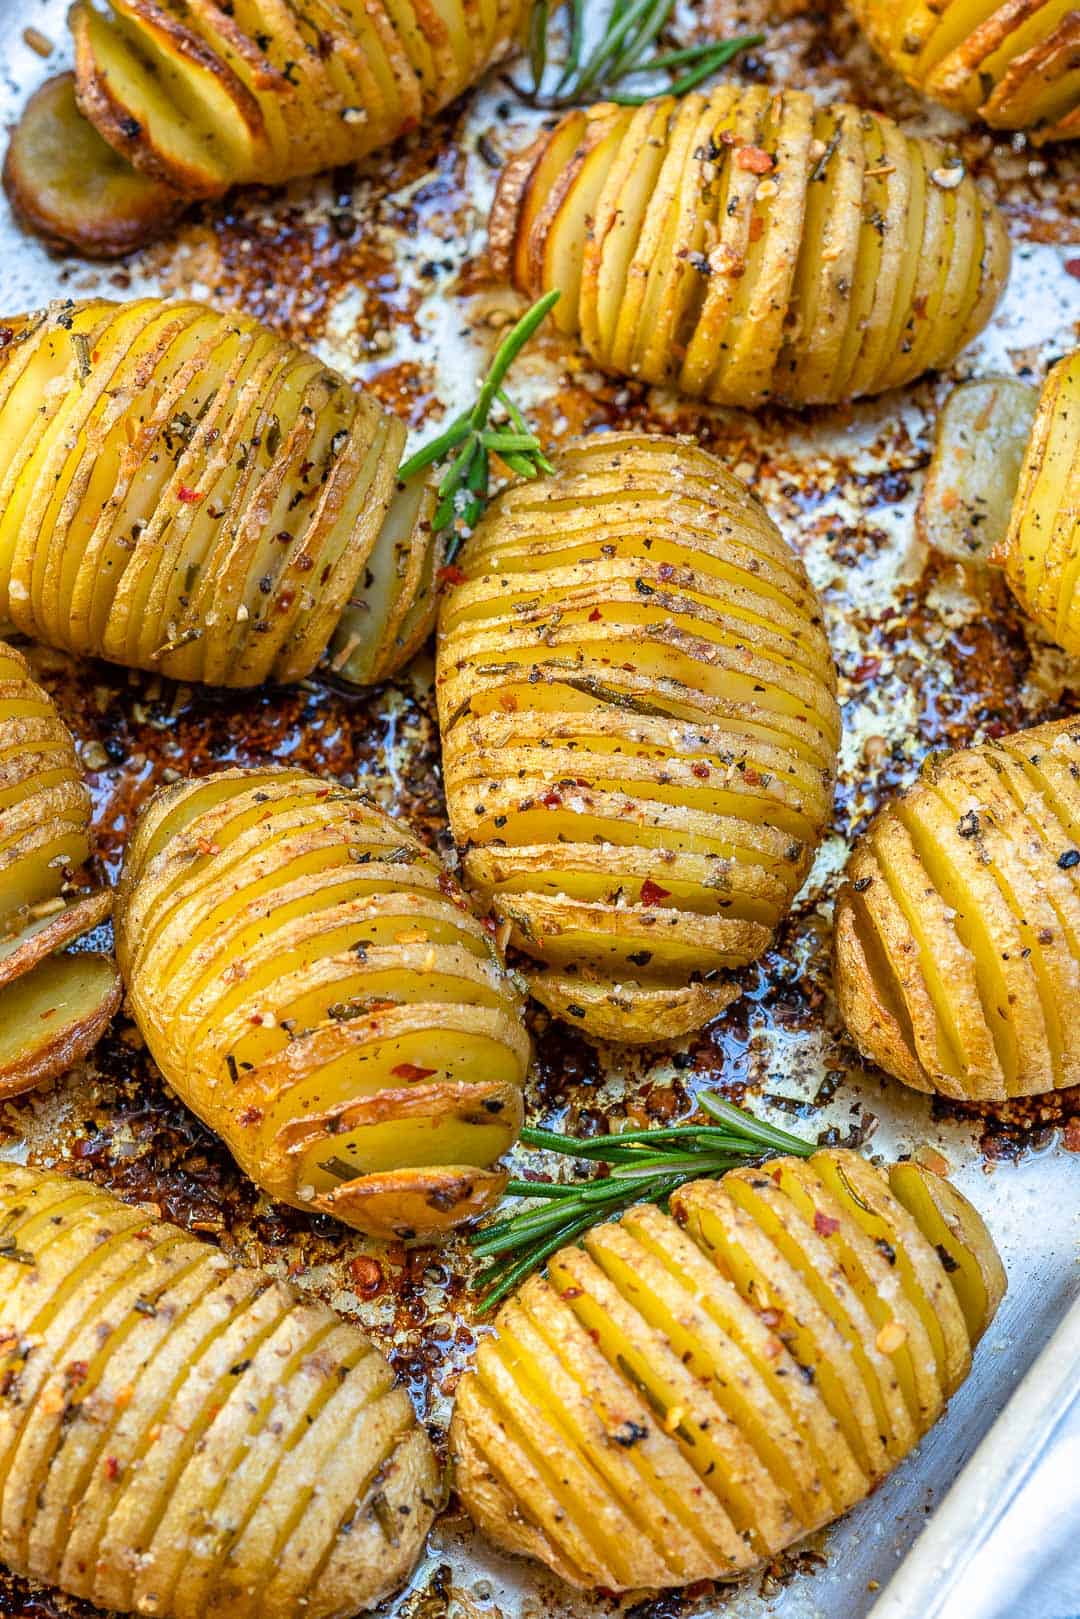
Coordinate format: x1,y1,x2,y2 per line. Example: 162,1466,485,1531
470,1092,814,1311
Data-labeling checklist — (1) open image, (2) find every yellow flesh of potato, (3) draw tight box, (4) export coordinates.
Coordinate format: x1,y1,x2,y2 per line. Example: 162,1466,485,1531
918,377,1040,565
115,767,530,1237
0,297,440,688
450,1146,1004,1592
846,0,1080,141
435,433,839,1042
489,87,1010,408
0,1163,439,1619
835,713,1080,1099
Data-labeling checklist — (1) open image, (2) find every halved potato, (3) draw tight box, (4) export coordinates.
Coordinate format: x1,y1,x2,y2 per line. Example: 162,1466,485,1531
450,1145,1004,1592
835,713,1080,1099
435,433,839,1042
115,767,530,1238
0,1162,439,1618
490,87,1011,408
0,297,444,687
918,377,1040,565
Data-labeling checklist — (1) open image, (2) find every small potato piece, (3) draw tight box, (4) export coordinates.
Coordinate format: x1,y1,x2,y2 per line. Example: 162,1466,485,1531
0,953,121,1097
115,767,530,1237
490,87,1010,407
918,377,1039,565
450,1146,1004,1592
835,714,1080,1099
436,433,840,1042
3,73,185,258
0,1163,439,1619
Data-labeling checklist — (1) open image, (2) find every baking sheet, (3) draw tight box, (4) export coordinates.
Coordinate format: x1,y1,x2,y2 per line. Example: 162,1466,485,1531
0,1,1079,1615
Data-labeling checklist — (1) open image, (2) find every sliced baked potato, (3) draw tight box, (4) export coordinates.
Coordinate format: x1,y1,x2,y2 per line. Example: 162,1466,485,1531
917,376,1040,566
115,767,530,1238
835,713,1080,1100
489,87,1011,408
846,0,1079,142
0,297,440,687
450,1145,1004,1591
0,1162,440,1619
435,433,840,1043
0,637,120,1097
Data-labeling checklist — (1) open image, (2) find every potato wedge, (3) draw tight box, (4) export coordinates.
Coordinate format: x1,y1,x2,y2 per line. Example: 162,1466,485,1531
436,433,839,1042
490,87,1010,408
115,767,529,1237
0,1163,439,1618
0,297,447,687
450,1146,1004,1592
847,0,1079,141
835,713,1080,1099
918,377,1040,565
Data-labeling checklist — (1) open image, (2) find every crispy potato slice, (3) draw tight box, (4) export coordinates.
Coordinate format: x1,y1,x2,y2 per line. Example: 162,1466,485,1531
0,891,112,990
3,73,185,257
451,1147,1003,1591
0,952,121,1098
919,377,1040,565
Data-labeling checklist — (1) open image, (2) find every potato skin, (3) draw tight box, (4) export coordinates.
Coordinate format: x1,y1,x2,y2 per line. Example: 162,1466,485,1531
0,1162,440,1618
490,88,1010,408
835,714,1080,1100
115,767,530,1237
450,1147,1003,1592
0,298,435,688
0,638,120,1095
435,433,840,1042
847,0,1079,142
995,350,1080,653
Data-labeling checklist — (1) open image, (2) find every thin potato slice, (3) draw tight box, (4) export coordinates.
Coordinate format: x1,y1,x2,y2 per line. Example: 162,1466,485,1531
0,952,122,1099
918,377,1040,565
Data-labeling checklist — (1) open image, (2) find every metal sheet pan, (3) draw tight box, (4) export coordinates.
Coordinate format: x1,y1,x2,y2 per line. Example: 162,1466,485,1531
0,2,1078,1615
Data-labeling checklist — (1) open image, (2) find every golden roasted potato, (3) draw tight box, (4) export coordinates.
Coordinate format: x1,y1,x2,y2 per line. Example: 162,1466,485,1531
835,714,1080,1100
994,350,1080,653
115,767,530,1238
0,297,440,688
917,376,1040,565
435,433,840,1043
43,0,529,211
450,1146,1004,1591
0,1162,440,1619
2,73,185,259
847,0,1079,142
489,88,1010,408
0,638,120,1097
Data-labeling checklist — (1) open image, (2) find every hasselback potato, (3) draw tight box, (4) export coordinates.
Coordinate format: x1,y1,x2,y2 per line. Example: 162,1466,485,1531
0,296,440,688
115,768,530,1237
435,433,840,1043
67,0,527,199
846,0,1079,142
994,350,1080,652
489,87,1010,407
0,638,120,1096
451,1147,1005,1591
835,715,1080,1100
0,1162,439,1619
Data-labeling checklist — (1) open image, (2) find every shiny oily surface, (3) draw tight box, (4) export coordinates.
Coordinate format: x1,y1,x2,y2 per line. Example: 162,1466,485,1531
436,433,839,1042
0,2,1077,1618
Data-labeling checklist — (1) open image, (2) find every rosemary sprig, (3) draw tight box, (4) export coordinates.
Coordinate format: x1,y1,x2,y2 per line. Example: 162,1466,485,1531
512,0,764,110
396,290,559,561
470,1092,814,1311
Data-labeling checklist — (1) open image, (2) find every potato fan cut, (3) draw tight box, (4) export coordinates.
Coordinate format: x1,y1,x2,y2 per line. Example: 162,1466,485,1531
115,768,530,1237
489,87,1010,407
835,714,1080,1100
435,433,840,1042
0,1163,440,1619
0,637,120,1097
846,0,1079,141
451,1147,1005,1592
69,0,530,197
0,298,440,688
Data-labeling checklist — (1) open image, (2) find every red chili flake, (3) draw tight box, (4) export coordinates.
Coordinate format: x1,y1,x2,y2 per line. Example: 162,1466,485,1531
758,1307,782,1328
195,836,221,856
748,215,764,242
743,768,761,786
640,878,671,907
391,1063,437,1082
237,1106,263,1127
105,1457,122,1482
691,762,709,779
541,789,562,808
559,1287,584,1300
437,871,457,897
438,564,467,588
588,607,603,622
1066,259,1080,279
349,1256,384,1297
65,1360,89,1390
851,656,880,683
177,486,203,503
814,1211,841,1237
480,915,498,936
1062,1117,1080,1152
736,145,774,173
